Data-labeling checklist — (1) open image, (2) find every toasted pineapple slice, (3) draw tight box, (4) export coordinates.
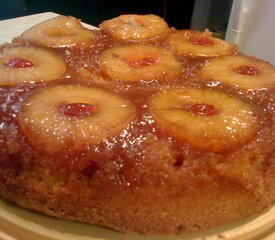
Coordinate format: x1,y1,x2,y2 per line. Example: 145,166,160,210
0,45,66,86
18,85,135,153
100,14,169,43
21,16,95,48
166,30,239,58
149,88,258,152
199,55,275,90
98,45,181,82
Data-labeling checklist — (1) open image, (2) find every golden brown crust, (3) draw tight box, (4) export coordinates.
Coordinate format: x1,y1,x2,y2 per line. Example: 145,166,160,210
0,14,274,235
0,137,274,234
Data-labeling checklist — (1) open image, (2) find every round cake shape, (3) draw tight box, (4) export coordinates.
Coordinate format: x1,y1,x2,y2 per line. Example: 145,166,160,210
0,13,274,237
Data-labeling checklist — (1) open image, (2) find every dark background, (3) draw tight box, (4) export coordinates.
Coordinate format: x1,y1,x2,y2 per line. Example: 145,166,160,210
0,0,233,38
0,0,195,28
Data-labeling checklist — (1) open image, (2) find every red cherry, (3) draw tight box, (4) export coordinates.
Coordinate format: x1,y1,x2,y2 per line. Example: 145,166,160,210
185,103,219,116
6,57,34,68
59,103,98,117
234,65,259,75
189,37,214,46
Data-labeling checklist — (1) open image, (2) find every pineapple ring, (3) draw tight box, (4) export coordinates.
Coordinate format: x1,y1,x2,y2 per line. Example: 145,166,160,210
149,88,258,152
20,16,95,48
98,45,182,82
199,55,275,90
19,85,135,153
0,45,66,86
166,30,239,58
99,14,169,43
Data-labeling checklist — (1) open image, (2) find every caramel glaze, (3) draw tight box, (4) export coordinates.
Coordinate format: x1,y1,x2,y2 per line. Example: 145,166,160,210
0,29,274,203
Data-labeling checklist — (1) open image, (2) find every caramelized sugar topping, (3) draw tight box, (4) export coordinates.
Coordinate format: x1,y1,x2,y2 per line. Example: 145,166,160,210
6,57,34,68
59,103,98,117
234,65,259,75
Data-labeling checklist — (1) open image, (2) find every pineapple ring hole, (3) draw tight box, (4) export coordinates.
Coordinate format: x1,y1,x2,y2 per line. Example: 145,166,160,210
128,57,157,68
119,16,145,27
43,27,75,37
183,102,219,116
233,65,259,76
173,155,184,167
6,57,34,68
59,103,98,117
188,37,214,46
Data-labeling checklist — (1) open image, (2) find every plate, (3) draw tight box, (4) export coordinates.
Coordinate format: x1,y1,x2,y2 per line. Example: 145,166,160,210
0,12,274,240
0,198,274,240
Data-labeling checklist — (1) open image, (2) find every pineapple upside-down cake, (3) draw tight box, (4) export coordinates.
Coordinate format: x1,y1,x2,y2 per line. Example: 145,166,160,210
0,14,274,235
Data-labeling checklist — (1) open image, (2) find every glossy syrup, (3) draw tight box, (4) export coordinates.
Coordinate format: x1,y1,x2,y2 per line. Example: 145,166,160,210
0,29,274,188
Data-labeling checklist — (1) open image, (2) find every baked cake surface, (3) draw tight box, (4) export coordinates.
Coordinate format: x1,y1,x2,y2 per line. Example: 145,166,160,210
0,14,274,235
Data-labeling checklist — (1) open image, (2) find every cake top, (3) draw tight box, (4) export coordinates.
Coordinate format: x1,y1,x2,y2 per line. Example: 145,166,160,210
0,15,274,184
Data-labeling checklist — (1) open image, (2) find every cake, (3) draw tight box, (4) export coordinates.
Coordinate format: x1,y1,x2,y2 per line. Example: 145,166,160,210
0,14,274,235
